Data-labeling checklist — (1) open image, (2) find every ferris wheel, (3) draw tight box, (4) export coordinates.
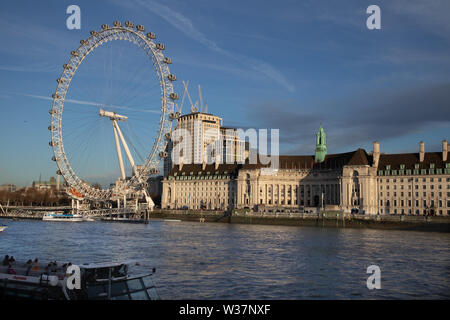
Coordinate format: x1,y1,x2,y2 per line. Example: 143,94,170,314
48,21,180,206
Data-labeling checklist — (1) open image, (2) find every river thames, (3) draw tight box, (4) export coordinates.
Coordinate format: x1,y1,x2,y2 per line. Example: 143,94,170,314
1,219,449,299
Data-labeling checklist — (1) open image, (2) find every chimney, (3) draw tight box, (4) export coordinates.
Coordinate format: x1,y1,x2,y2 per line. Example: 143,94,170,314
419,141,425,162
179,157,184,171
443,140,448,162
372,141,380,168
56,174,60,191
215,153,221,170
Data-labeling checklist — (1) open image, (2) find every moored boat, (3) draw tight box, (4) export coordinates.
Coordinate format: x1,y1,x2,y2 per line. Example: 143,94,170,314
0,259,159,300
42,212,84,222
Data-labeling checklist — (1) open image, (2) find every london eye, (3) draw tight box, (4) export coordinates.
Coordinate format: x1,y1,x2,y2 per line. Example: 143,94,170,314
49,21,180,210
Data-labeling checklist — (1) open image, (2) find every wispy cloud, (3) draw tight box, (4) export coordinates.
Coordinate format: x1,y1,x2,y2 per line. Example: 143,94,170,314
111,0,294,92
9,92,161,114
0,63,59,73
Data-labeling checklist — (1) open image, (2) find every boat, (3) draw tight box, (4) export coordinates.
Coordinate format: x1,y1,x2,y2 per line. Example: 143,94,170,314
42,212,84,222
0,259,159,300
0,224,6,232
101,217,149,224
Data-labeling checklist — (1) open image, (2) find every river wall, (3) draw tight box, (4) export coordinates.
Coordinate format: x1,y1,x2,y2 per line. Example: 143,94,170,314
149,209,450,232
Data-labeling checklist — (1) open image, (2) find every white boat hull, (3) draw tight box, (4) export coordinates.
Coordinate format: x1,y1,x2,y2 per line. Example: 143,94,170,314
0,226,6,232
42,213,85,222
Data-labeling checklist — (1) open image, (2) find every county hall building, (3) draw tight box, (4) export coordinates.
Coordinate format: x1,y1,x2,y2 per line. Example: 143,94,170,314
161,115,450,216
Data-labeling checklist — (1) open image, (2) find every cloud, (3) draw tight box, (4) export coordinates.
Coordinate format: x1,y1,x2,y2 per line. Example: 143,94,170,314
388,0,450,38
111,0,294,92
8,92,161,114
0,63,59,73
246,83,450,154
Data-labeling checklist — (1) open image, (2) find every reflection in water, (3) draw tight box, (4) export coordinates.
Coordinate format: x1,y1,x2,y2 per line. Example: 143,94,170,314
0,220,449,299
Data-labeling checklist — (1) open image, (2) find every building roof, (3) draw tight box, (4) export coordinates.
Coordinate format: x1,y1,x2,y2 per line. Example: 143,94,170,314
167,149,448,176
249,149,372,170
168,148,373,176
378,152,449,170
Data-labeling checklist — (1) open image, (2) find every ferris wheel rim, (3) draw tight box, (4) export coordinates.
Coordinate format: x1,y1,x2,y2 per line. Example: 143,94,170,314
49,22,177,200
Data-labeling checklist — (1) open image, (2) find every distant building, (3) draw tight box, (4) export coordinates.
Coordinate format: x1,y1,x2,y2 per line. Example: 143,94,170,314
162,126,450,216
0,183,17,192
32,176,58,190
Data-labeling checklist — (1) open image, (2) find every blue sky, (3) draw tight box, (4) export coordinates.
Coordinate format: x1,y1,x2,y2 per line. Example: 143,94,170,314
0,0,449,186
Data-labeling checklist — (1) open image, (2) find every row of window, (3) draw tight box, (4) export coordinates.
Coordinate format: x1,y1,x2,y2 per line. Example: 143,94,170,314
378,168,450,176
380,209,450,215
381,191,450,197
380,199,450,207
380,177,450,183
381,185,449,190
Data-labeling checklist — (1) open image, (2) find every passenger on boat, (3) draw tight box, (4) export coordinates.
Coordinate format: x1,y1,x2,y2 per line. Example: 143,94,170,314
2,255,10,266
31,258,40,271
7,264,16,275
9,256,15,263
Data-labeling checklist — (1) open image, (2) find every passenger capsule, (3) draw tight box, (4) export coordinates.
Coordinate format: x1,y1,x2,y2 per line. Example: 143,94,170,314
159,151,168,158
136,24,145,31
63,64,73,70
56,170,62,175
56,78,65,84
146,32,156,39
156,43,165,50
90,30,98,36
165,132,172,140
52,93,60,99
125,21,134,28
169,93,179,100
71,51,79,56
163,57,172,64
51,156,59,162
167,74,177,81
101,24,109,30
80,39,86,45
49,141,58,147
150,168,160,174
48,126,55,131
113,21,122,27
169,112,180,120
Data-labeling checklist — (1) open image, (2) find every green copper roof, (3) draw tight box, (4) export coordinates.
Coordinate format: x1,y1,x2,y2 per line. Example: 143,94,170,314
315,125,327,163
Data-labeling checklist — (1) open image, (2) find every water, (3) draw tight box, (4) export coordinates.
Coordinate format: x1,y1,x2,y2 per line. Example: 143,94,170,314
1,219,449,299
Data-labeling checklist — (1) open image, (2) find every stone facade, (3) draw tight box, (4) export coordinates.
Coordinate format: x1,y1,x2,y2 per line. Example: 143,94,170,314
161,129,449,215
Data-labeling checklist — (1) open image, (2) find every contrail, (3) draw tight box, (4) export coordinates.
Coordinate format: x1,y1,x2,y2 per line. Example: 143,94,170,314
17,93,161,114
